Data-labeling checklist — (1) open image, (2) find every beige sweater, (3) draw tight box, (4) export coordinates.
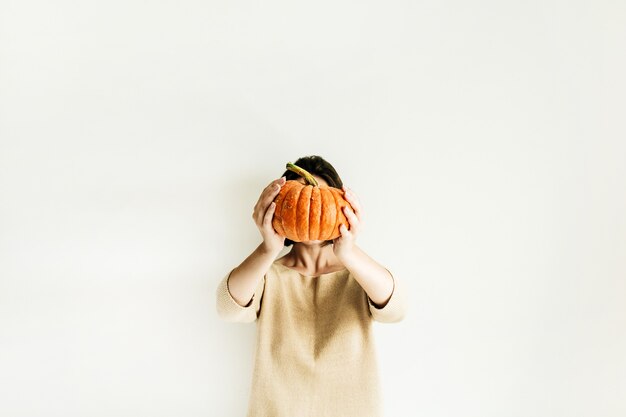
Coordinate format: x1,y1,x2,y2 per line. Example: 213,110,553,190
216,260,407,417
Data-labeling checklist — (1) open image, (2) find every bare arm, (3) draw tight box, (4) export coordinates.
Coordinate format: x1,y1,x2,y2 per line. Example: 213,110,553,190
333,185,394,308
227,242,282,306
339,244,394,307
227,175,287,306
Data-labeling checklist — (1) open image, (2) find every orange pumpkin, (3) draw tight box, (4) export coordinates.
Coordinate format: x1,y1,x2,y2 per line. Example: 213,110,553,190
272,162,353,242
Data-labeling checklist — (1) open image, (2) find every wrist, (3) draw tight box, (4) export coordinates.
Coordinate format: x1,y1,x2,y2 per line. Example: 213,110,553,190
335,245,359,265
259,241,282,256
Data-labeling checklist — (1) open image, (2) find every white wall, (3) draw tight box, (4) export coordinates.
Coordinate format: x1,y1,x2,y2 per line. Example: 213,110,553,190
1,1,625,416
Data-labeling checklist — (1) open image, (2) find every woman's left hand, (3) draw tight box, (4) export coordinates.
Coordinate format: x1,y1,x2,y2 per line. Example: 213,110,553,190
333,185,364,259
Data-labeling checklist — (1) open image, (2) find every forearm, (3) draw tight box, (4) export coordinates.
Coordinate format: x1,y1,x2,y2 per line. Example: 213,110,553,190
227,242,280,307
338,245,394,308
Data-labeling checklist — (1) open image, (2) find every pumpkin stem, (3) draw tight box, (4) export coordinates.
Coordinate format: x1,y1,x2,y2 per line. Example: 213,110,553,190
286,162,318,186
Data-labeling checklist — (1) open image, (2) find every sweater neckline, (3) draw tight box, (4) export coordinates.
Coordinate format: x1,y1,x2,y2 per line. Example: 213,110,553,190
273,261,348,278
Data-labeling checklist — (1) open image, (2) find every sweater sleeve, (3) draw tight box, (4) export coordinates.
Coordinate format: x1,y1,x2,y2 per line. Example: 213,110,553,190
367,269,407,323
216,269,265,323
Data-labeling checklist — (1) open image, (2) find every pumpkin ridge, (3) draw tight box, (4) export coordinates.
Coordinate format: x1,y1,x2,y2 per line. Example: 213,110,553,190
273,181,296,236
318,188,335,240
296,185,312,241
279,183,293,237
327,187,342,240
283,181,302,242
309,186,321,240
281,183,301,240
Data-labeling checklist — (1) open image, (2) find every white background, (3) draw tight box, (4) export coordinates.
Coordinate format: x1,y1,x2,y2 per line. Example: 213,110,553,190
1,1,625,416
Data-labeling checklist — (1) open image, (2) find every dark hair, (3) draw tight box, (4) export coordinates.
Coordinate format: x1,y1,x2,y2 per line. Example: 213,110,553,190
280,155,344,247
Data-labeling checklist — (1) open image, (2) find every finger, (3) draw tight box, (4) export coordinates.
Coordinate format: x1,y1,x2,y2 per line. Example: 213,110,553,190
263,201,277,228
253,205,264,227
253,199,263,224
260,178,285,202
269,177,287,197
342,186,362,217
347,192,362,216
339,223,350,237
344,208,362,236
342,206,359,232
258,176,286,201
255,177,286,219
270,176,286,188
263,183,283,208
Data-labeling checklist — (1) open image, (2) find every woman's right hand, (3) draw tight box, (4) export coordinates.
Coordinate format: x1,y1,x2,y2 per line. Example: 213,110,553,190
252,176,287,254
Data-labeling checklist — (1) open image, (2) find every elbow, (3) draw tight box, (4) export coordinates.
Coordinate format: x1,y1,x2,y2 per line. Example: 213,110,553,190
368,271,408,323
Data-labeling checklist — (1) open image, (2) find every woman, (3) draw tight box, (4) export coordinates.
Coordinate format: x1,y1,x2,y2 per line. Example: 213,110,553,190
216,155,406,417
